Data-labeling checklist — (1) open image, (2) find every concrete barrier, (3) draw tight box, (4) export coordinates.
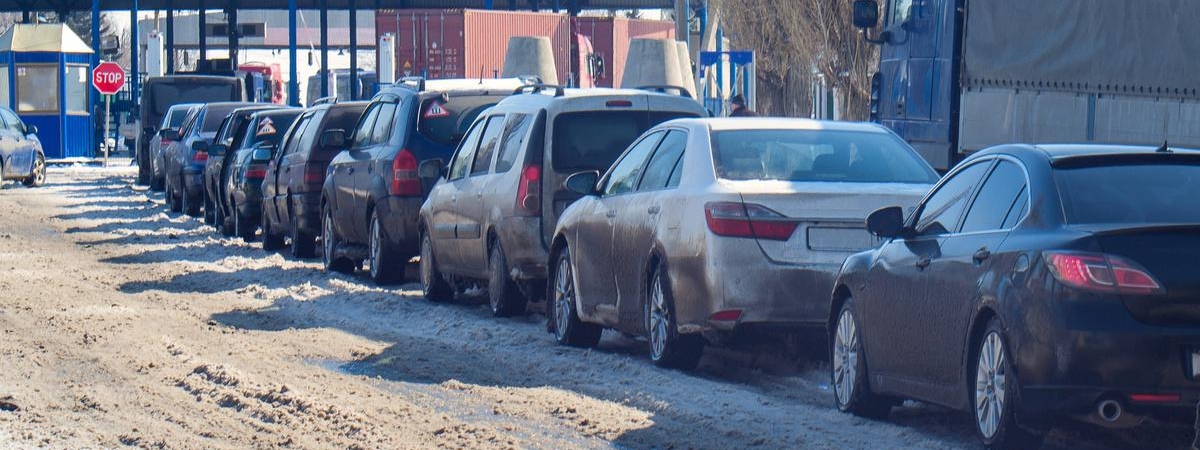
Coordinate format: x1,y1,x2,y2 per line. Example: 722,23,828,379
502,36,559,85
675,41,697,98
620,38,684,92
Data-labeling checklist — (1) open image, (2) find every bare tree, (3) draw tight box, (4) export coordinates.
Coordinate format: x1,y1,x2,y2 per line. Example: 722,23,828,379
716,0,877,120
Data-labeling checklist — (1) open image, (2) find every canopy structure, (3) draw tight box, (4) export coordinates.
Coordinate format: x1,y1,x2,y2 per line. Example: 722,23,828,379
0,0,673,12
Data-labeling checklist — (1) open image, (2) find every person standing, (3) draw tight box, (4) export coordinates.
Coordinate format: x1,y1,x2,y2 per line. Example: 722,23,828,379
729,94,758,117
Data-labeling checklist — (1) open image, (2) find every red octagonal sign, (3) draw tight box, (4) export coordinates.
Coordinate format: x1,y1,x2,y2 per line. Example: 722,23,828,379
92,62,125,95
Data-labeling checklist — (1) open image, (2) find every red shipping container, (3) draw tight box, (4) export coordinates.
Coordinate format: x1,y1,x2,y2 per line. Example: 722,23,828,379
376,9,570,83
575,16,675,88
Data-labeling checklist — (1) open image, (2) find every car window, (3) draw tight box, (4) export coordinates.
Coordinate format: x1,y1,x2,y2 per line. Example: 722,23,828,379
495,113,533,173
295,114,320,157
914,160,991,236
417,94,506,146
1001,186,1029,230
604,131,665,196
471,115,506,176
638,130,687,191
449,119,487,181
0,109,23,133
353,103,381,148
710,129,938,184
1057,162,1200,224
961,160,1027,233
890,0,913,26
370,101,398,146
666,153,685,188
552,110,699,173
282,114,312,156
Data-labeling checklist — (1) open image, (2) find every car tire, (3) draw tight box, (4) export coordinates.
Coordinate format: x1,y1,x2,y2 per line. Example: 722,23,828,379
261,213,284,251
646,264,703,370
136,150,150,185
183,192,201,217
550,246,602,348
973,319,1044,450
168,179,182,213
203,194,216,225
21,153,44,187
367,209,403,284
149,175,165,192
234,204,256,242
420,231,452,302
832,298,893,419
216,202,234,237
488,243,526,317
289,218,316,259
321,205,354,274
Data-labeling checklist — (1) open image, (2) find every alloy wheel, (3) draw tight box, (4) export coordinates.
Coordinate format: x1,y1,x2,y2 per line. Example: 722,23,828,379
975,331,1007,439
832,309,859,407
553,256,574,342
648,274,670,360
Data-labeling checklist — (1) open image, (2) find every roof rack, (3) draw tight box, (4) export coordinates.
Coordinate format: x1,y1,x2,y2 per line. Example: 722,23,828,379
397,76,426,92
310,96,338,106
636,85,693,99
513,84,565,97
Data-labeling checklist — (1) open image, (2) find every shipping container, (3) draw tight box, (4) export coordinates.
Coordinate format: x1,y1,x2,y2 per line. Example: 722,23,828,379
376,9,570,84
575,16,675,88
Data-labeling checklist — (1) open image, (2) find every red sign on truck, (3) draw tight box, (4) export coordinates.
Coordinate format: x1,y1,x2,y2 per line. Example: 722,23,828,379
92,62,125,95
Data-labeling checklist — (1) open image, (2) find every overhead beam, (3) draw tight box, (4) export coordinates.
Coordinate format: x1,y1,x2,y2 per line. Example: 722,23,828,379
320,0,328,98
348,0,357,100
165,8,174,73
288,0,299,106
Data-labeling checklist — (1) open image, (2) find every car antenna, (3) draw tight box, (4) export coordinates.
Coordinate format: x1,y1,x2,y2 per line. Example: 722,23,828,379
1156,141,1172,153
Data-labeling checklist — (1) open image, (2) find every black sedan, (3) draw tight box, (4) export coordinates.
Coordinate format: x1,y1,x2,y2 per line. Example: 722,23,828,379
829,144,1200,449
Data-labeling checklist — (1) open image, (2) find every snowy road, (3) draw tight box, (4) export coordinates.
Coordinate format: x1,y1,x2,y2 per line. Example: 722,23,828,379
0,166,1191,449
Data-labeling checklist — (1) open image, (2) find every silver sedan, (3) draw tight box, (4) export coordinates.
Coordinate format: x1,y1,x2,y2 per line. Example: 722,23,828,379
547,118,940,369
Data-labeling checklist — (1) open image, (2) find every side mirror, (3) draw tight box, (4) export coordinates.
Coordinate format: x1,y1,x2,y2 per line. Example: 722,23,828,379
418,159,444,179
852,0,880,29
251,148,273,162
191,140,209,152
319,129,347,148
564,170,601,196
24,124,37,135
866,206,906,238
208,143,228,156
161,129,180,141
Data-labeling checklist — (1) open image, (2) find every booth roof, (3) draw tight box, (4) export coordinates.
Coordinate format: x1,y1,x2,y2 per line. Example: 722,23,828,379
0,23,93,54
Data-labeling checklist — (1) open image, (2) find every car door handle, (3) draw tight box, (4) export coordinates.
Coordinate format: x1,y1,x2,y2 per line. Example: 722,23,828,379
973,248,992,263
647,206,661,214
916,255,931,269
605,210,618,219
367,165,373,174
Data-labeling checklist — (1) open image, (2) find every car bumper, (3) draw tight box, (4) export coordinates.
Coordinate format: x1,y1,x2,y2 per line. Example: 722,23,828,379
182,165,205,196
1013,315,1200,421
375,195,423,258
672,236,840,334
293,192,322,236
495,216,547,280
235,183,264,219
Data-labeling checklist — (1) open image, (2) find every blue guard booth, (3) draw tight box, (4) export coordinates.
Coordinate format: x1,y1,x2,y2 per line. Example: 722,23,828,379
0,24,94,160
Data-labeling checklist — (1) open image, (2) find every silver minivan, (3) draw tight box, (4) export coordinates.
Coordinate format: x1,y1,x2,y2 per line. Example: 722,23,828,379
418,86,708,317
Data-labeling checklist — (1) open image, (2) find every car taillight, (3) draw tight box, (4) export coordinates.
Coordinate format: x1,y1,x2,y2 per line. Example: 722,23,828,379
704,202,798,241
514,165,541,216
303,165,325,184
192,151,208,163
245,164,267,179
390,149,421,196
1044,251,1163,295
160,138,171,146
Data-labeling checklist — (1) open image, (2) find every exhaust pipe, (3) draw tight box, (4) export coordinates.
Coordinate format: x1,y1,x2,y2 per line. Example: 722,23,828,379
1097,399,1123,423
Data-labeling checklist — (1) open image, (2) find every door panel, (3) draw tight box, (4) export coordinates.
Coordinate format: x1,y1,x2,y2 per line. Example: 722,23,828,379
457,115,507,273
862,236,936,382
924,231,1008,386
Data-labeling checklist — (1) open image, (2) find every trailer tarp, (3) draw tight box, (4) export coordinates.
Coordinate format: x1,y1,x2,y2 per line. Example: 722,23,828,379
963,0,1200,97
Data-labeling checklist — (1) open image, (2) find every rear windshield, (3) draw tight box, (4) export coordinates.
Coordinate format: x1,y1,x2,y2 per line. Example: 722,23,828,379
552,111,698,172
1058,163,1200,224
711,129,939,184
164,107,193,129
150,81,240,117
325,105,368,133
201,106,249,133
417,94,507,146
243,112,300,149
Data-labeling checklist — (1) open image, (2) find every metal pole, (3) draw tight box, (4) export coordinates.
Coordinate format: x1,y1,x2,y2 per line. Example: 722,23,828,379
228,8,239,67
131,0,140,104
199,1,208,66
21,10,28,23
103,95,110,166
348,0,358,100
91,0,100,158
166,8,175,73
320,0,328,97
288,0,299,106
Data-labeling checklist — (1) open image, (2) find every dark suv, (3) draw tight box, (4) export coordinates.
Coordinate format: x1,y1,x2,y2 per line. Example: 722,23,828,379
320,81,518,283
262,101,367,258
418,86,708,315
136,75,245,185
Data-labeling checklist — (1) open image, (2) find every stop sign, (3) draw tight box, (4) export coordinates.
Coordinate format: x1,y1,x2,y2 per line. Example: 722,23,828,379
92,62,125,95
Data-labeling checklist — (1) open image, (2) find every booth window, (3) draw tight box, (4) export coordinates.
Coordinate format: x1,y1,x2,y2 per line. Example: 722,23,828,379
16,65,59,113
65,65,88,114
0,70,9,108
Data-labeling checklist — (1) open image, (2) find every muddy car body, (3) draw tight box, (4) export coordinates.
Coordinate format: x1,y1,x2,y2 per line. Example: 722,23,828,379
0,107,44,187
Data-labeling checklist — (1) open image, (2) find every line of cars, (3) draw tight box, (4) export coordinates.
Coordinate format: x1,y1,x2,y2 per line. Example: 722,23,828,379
142,77,1198,449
